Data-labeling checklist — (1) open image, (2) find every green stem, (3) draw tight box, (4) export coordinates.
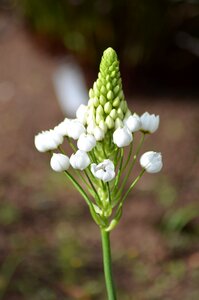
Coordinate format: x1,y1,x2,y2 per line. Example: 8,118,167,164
100,229,117,300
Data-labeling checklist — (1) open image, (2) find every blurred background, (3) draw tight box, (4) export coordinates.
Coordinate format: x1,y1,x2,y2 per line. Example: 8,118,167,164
0,0,199,299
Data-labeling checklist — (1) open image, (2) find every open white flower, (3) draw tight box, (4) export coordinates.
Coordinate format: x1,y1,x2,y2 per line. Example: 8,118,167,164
113,126,133,147
140,151,163,173
76,104,88,125
140,112,159,133
67,119,86,140
77,133,96,152
91,159,115,182
34,129,64,152
54,118,71,136
124,113,141,132
50,153,70,172
70,150,90,170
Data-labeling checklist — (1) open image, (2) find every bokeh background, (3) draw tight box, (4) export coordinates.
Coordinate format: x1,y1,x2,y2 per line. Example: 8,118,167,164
0,0,199,299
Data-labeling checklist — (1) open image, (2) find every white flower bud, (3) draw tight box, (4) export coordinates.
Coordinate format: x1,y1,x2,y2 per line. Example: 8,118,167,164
70,150,90,170
124,113,141,132
113,126,133,147
76,104,88,125
67,119,86,140
34,129,64,152
50,153,70,172
140,112,159,133
91,159,115,182
77,133,96,152
54,118,71,136
140,151,163,173
93,126,105,141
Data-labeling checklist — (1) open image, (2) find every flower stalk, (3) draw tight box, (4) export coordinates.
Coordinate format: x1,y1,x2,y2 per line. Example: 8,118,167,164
34,47,163,299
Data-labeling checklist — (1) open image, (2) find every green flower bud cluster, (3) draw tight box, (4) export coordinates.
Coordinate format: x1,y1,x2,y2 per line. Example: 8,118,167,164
86,48,130,133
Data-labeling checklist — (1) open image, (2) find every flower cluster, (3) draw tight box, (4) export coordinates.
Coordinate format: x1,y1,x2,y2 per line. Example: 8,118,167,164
34,48,163,231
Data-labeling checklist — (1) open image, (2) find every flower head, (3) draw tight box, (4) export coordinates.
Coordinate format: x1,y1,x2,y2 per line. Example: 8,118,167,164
113,126,133,147
34,129,63,152
50,153,70,172
140,112,159,133
70,150,90,170
91,159,115,182
140,151,163,173
77,133,96,152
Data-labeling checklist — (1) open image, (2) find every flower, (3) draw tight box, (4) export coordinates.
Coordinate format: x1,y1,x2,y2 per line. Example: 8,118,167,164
76,104,88,125
140,112,159,133
140,151,163,173
124,113,141,132
54,118,71,136
34,129,64,152
113,127,133,147
50,153,70,172
91,159,115,182
67,119,86,140
70,150,90,170
77,133,96,152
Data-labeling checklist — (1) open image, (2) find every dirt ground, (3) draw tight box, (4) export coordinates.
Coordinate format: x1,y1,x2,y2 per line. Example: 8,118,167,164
0,14,199,300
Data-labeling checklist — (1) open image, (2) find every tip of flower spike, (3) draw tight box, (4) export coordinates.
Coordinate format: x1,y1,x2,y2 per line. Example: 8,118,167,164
102,47,117,63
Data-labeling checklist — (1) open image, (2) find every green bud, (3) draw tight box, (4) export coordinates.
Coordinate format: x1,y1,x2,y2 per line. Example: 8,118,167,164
110,109,117,120
99,120,108,133
93,97,99,107
115,117,123,129
104,102,112,114
117,107,124,119
96,105,104,116
89,88,94,98
106,82,112,91
100,86,107,96
105,115,114,129
113,85,120,95
96,113,103,125
120,100,127,112
107,90,114,100
110,70,116,78
112,97,120,107
99,95,106,106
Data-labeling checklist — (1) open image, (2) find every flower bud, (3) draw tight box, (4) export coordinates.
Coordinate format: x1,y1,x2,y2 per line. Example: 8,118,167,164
50,153,70,172
70,150,90,170
91,159,115,182
105,115,114,129
104,102,112,114
113,127,133,147
99,120,108,133
67,120,86,140
140,112,159,133
140,151,163,173
124,113,141,132
77,133,96,152
93,126,105,141
76,104,88,125
114,118,123,129
35,129,64,152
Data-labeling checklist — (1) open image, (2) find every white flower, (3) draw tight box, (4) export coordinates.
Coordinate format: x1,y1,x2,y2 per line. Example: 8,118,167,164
91,159,115,182
54,118,71,136
50,153,70,172
76,104,88,125
124,113,141,132
67,119,86,140
113,126,133,147
93,127,105,141
140,112,159,133
140,151,163,173
77,133,96,152
34,129,64,152
70,150,90,170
